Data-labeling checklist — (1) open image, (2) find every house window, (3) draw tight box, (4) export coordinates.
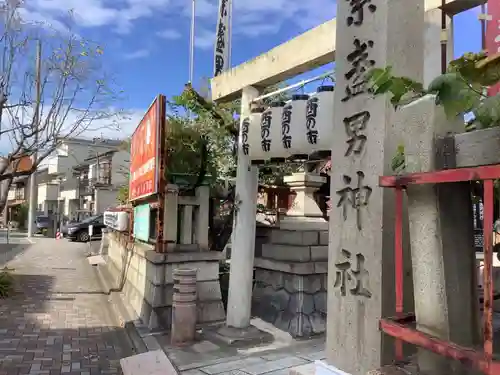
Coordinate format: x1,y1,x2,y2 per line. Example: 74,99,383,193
98,161,111,184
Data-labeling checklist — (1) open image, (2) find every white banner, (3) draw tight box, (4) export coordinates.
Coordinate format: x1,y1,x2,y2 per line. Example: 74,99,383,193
213,0,230,77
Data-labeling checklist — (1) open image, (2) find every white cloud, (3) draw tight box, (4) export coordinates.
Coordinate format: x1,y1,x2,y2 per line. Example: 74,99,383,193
20,0,338,41
157,28,182,40
123,49,150,60
17,7,71,34
195,28,215,50
0,107,145,156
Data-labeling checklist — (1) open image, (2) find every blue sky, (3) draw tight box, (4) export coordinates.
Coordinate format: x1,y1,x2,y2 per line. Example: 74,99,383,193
20,0,485,136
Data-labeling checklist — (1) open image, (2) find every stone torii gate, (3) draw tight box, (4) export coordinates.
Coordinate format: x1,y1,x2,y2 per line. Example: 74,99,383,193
210,0,485,372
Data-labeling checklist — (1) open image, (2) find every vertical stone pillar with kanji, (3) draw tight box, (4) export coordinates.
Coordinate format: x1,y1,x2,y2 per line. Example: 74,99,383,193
324,1,425,374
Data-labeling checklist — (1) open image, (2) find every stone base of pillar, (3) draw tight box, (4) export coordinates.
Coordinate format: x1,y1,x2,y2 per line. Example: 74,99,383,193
316,361,417,375
279,216,329,231
252,227,328,338
253,261,327,338
201,325,273,347
365,364,419,375
315,360,352,375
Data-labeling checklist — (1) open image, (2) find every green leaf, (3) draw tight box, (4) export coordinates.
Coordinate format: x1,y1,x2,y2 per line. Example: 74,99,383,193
387,77,410,105
391,145,405,174
428,72,481,117
373,80,394,95
400,77,424,93
473,94,500,129
368,67,426,107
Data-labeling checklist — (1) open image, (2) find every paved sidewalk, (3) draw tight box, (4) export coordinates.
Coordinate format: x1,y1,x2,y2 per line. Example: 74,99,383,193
173,340,324,375
0,238,131,375
154,320,324,375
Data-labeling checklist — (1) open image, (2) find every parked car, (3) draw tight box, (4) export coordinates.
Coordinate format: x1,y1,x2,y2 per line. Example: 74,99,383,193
65,215,106,242
35,215,51,234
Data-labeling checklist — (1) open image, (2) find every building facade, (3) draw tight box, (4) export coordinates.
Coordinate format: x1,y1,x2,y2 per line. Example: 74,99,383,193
37,137,128,219
72,149,129,217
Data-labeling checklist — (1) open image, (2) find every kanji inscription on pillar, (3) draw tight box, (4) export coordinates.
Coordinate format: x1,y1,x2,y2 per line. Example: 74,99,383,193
344,111,370,156
334,249,372,298
336,171,372,231
346,0,377,26
342,39,376,102
328,0,425,371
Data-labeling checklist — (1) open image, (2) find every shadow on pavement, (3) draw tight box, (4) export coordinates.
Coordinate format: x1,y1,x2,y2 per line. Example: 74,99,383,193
0,243,31,267
0,273,134,374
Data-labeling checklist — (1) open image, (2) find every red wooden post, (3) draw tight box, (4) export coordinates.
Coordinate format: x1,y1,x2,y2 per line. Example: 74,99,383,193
482,179,494,365
156,95,167,253
394,187,404,360
379,164,500,374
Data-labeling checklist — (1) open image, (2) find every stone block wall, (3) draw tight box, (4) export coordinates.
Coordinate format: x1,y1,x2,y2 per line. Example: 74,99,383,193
252,228,328,338
105,231,225,331
253,269,327,337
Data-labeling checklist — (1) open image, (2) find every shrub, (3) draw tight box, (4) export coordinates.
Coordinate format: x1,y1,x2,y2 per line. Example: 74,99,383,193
0,272,14,298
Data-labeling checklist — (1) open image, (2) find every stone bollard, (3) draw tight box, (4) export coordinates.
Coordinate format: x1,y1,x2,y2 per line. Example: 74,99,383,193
171,268,197,346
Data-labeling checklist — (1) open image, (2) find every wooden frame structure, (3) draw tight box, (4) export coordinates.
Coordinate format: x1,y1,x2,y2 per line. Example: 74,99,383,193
380,164,500,374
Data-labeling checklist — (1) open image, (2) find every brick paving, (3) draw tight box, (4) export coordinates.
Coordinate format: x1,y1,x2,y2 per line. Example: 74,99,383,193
0,237,131,375
175,343,323,375
158,334,325,375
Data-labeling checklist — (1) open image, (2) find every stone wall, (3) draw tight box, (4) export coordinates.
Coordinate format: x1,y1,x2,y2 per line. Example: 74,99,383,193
252,228,328,338
105,231,225,330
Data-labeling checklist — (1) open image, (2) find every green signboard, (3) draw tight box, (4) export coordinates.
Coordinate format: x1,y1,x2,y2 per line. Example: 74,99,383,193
133,204,150,242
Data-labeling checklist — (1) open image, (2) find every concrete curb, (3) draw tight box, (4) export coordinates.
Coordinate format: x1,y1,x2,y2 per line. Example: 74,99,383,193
92,262,162,354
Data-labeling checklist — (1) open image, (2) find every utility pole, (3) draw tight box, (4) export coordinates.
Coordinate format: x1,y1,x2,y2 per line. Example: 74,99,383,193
189,0,195,84
27,40,42,238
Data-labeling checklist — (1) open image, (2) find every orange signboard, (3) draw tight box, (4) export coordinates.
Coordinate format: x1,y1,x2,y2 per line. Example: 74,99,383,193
12,156,32,173
129,96,164,201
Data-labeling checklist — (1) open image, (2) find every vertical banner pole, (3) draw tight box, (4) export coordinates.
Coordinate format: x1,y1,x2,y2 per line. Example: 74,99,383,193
189,0,196,84
156,95,167,253
213,0,231,77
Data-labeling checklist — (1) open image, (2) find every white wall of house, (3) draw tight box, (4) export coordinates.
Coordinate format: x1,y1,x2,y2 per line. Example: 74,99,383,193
38,183,59,202
94,188,119,214
88,163,97,180
41,143,118,178
59,189,79,218
37,138,124,213
62,198,79,219
59,188,78,201
110,150,129,186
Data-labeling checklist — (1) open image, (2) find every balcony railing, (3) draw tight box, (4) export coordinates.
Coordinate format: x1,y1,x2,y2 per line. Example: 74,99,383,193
78,178,92,196
92,176,111,186
79,176,111,196
8,189,25,201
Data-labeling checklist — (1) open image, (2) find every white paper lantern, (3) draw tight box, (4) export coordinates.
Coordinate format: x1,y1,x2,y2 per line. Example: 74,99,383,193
288,94,310,160
248,107,267,165
239,116,251,158
307,85,334,153
261,102,289,163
